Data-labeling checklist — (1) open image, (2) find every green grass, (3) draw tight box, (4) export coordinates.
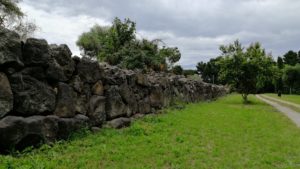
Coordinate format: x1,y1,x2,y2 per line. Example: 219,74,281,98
266,93,300,105
2,94,300,169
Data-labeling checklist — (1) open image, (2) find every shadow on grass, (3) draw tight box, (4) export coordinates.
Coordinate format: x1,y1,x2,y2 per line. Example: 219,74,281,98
223,94,266,106
5,127,93,157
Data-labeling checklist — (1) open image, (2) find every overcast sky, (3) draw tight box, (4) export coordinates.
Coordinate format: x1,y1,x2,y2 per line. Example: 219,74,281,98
20,0,300,69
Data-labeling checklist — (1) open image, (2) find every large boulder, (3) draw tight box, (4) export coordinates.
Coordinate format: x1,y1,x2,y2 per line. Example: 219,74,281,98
0,27,24,68
0,27,23,69
76,58,102,83
70,75,84,93
9,73,56,115
124,70,136,87
106,117,131,129
22,38,50,67
54,82,76,118
136,73,149,86
105,86,127,119
0,115,89,152
88,95,106,126
102,64,127,85
0,73,13,118
57,114,90,140
20,67,46,80
149,85,165,108
46,44,75,82
74,94,88,115
138,98,151,114
119,83,138,116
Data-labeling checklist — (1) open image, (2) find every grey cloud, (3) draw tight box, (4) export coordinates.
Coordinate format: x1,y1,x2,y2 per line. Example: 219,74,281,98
21,0,300,68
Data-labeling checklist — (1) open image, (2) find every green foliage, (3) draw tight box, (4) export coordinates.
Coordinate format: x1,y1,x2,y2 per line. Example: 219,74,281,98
277,57,284,69
77,17,181,71
3,95,300,168
196,57,222,84
183,69,197,76
76,18,137,64
0,0,23,26
218,40,275,102
283,64,300,94
0,0,37,40
76,25,110,60
195,42,300,96
120,39,167,71
283,50,299,66
159,46,181,69
272,57,284,93
172,65,183,75
111,17,136,48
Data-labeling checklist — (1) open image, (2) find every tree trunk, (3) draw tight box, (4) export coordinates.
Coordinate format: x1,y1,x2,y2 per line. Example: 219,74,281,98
290,87,292,95
242,94,248,103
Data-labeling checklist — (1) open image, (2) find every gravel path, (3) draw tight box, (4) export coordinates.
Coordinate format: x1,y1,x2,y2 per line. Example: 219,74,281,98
256,95,300,127
261,95,300,109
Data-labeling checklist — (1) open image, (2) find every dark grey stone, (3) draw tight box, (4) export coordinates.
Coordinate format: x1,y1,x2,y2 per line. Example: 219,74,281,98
46,44,75,82
22,38,50,67
106,117,131,129
88,95,106,126
0,73,13,118
76,57,102,83
105,86,128,119
9,73,56,115
0,27,23,69
54,82,76,118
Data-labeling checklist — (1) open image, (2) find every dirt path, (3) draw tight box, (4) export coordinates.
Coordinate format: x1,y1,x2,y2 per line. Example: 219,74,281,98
256,95,300,127
261,94,300,109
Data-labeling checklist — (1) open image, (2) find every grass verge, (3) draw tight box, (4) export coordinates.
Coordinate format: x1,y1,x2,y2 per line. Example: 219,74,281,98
265,93,300,105
1,94,300,169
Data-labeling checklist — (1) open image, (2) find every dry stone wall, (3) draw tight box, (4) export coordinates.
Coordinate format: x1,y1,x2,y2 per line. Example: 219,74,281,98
0,27,228,152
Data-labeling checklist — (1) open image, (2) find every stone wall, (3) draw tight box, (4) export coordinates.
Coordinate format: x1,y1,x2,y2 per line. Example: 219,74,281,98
0,27,228,152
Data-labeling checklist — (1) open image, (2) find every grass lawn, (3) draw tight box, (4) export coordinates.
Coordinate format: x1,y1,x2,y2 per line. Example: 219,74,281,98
265,93,300,105
2,94,300,169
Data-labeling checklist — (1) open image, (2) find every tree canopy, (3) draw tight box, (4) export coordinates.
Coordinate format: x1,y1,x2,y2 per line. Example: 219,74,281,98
214,40,275,102
0,0,23,26
0,0,37,40
196,57,222,84
172,65,183,75
283,64,300,94
77,17,181,71
283,50,299,66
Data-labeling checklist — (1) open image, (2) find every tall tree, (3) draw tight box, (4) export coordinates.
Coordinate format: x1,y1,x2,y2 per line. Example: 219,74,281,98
196,57,222,84
277,57,284,69
196,61,206,74
77,18,181,71
218,40,274,103
283,50,298,66
283,65,300,94
275,57,284,93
